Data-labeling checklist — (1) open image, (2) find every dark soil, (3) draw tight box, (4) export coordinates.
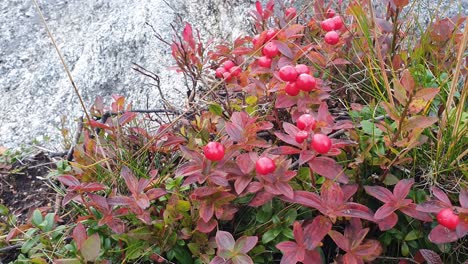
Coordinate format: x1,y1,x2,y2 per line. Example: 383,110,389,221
0,152,56,262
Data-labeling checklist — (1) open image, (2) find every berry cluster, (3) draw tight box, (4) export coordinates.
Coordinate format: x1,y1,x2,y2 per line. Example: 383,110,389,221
215,60,242,81
278,65,317,96
295,114,332,154
320,9,344,45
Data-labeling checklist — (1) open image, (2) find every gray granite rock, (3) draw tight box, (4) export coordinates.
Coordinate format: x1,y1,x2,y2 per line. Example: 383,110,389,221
0,0,466,149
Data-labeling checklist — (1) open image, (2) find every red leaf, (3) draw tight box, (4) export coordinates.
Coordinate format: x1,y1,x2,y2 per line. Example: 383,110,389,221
418,249,443,264
432,187,452,206
428,225,459,244
58,175,80,187
375,203,398,220
73,223,87,250
400,204,433,222
255,1,263,17
197,218,217,233
118,111,137,126
121,166,138,195
182,23,195,48
364,186,393,203
308,157,349,183
321,180,344,209
216,230,236,251
249,191,275,207
236,153,257,175
377,213,398,231
415,88,440,101
88,119,112,130
269,146,301,155
303,215,332,250
329,230,350,251
234,236,258,254
460,189,468,208
272,40,293,59
225,122,243,141
200,201,215,222
393,178,414,201
81,183,106,192
275,94,297,108
146,188,167,200
276,182,294,199
235,176,253,195
416,200,447,213
289,191,323,211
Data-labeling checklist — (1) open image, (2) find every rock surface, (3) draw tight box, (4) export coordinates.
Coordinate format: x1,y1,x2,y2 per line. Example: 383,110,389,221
0,0,466,149
0,0,256,149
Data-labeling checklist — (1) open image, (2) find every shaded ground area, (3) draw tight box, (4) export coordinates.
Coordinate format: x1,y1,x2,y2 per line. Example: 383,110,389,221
0,152,57,262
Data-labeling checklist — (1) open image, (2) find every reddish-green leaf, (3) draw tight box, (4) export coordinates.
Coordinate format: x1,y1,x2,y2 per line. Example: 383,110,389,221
80,233,101,262
401,116,437,132
216,231,236,251
234,236,258,254
72,223,87,250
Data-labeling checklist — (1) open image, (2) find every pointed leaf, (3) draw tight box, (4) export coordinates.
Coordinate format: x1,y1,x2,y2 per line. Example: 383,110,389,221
81,233,101,262
401,116,437,132
58,175,80,187
375,203,398,220
393,178,414,201
197,218,217,233
303,215,332,250
216,231,236,251
121,166,138,195
418,249,443,264
272,40,293,59
400,204,433,222
432,187,452,206
364,186,394,203
308,157,349,183
428,225,459,244
328,230,350,251
459,189,468,208
232,254,254,264
234,236,258,254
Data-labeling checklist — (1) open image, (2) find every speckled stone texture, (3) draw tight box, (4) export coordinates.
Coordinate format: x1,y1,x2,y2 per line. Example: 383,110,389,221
0,0,466,149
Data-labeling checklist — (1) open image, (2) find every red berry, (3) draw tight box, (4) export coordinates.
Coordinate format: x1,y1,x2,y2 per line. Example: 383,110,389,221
296,114,316,130
296,74,317,92
437,208,459,230
265,29,276,41
285,7,297,20
215,67,226,78
262,42,279,58
326,8,336,18
252,34,262,46
222,71,233,81
256,157,276,175
203,142,225,161
320,18,336,32
311,134,332,154
223,60,236,71
285,82,300,96
324,31,340,45
332,16,344,30
295,64,310,75
279,65,298,82
258,56,272,68
230,66,242,77
295,130,309,143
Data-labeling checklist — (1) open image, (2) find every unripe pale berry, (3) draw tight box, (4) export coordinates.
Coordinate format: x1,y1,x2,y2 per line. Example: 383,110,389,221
296,74,317,92
258,56,272,68
279,65,298,82
285,82,300,96
262,42,279,58
311,134,332,154
296,114,316,130
295,64,310,75
256,157,276,175
324,31,340,45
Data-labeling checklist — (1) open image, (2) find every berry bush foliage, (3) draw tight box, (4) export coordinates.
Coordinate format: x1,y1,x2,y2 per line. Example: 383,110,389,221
4,0,467,263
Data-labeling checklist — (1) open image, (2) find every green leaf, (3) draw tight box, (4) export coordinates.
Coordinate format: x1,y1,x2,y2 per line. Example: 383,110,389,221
256,204,273,223
54,259,82,264
81,233,101,262
262,229,279,244
282,228,294,240
404,230,421,241
360,120,382,137
21,235,40,254
245,96,258,105
401,242,410,256
283,209,297,226
173,245,194,264
31,209,43,227
0,204,9,215
208,104,224,116
176,200,191,212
